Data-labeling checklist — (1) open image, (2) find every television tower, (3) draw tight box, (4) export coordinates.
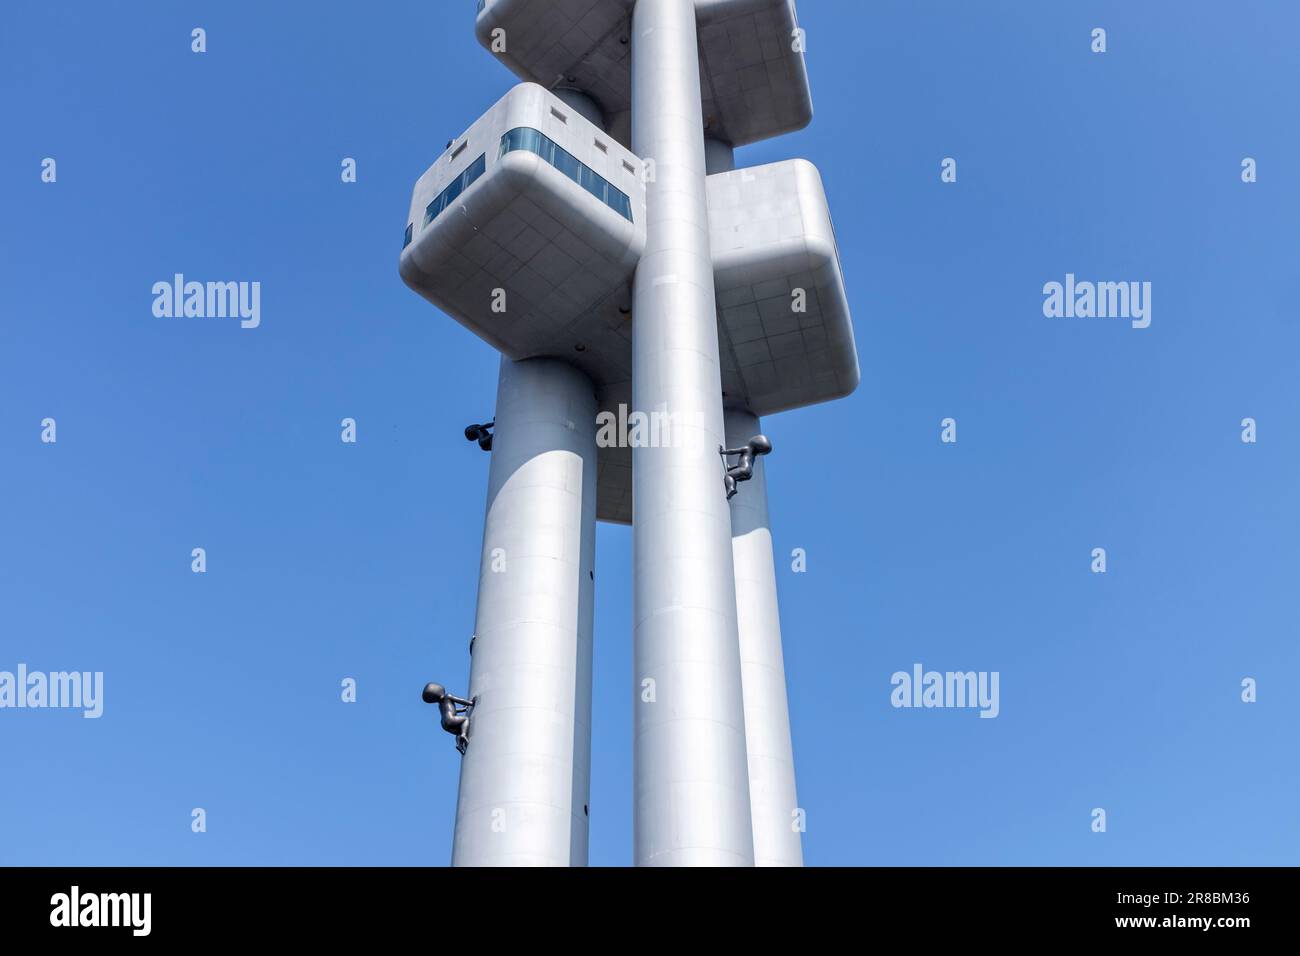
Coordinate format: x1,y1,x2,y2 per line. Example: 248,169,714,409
401,0,858,866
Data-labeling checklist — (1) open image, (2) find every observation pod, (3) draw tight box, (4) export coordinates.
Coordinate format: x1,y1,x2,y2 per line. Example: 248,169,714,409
708,158,859,418
399,82,646,372
473,0,813,148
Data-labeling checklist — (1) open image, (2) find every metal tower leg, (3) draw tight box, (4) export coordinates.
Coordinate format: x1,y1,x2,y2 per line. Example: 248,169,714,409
630,0,755,867
452,356,598,866
724,408,803,867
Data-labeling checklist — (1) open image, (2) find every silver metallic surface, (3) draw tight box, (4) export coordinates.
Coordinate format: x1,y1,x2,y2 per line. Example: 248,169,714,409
553,87,608,131
452,357,598,866
476,0,811,148
724,407,802,866
400,83,644,371
709,159,860,416
630,0,754,867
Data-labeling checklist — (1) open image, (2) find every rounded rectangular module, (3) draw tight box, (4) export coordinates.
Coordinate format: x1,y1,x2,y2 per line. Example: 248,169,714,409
708,158,859,416
475,0,811,148
695,0,814,147
399,83,645,361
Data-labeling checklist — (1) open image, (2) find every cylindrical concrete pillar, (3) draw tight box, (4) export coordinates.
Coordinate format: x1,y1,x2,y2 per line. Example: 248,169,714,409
724,408,803,867
452,357,598,866
630,0,755,866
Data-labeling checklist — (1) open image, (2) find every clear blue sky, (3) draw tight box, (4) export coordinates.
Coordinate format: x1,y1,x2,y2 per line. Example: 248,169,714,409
2,0,1296,866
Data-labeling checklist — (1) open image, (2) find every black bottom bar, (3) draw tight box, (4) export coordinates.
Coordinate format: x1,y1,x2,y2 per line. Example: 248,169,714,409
0,866,1286,941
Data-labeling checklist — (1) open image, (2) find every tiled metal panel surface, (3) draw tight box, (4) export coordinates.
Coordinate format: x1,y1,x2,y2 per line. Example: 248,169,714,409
399,83,644,382
696,0,812,148
474,0,811,148
709,158,859,417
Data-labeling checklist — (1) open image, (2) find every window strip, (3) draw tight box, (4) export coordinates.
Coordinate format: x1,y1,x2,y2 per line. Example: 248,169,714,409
498,127,634,223
423,152,487,228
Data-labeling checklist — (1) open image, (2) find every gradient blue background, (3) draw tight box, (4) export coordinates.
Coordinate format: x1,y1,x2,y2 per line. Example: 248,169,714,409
2,0,1296,866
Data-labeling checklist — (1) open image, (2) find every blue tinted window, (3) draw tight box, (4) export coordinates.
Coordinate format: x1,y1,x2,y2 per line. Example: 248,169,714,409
579,165,607,204
403,223,413,249
498,127,633,223
552,145,581,181
443,176,464,206
422,152,487,228
462,153,486,190
610,192,632,221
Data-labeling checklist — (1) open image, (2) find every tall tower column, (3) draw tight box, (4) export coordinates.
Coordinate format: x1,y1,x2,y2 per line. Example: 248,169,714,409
724,408,803,867
630,0,755,866
452,357,598,866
